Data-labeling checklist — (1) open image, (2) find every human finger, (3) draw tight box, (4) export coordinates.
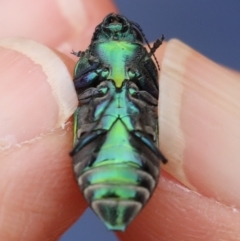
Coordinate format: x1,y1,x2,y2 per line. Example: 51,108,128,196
0,37,81,241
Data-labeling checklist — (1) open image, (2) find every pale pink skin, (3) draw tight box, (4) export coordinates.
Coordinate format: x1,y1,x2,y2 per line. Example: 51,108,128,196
0,1,240,241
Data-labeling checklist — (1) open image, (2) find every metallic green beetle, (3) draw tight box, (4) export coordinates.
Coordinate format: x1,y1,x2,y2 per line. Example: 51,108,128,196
70,13,167,231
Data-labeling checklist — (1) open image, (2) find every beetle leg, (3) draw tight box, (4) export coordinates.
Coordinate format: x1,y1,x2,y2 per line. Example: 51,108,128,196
74,62,101,90
130,130,167,164
70,129,107,156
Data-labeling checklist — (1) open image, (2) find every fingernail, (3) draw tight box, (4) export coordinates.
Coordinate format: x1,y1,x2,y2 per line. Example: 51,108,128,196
0,37,78,148
159,39,240,207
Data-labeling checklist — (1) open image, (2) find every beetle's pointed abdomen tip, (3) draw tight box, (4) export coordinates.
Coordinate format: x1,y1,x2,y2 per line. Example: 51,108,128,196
106,223,126,232
91,199,142,232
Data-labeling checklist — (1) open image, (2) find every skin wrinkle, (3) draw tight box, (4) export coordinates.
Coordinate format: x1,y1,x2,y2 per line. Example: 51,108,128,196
0,122,72,152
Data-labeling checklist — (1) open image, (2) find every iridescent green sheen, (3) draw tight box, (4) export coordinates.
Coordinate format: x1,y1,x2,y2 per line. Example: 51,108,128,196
71,13,166,231
95,41,139,88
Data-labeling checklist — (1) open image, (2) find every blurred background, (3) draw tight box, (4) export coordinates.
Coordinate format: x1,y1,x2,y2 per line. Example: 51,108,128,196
60,1,240,240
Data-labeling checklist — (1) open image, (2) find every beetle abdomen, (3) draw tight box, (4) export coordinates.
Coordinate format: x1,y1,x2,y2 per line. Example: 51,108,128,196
80,165,154,231
73,118,160,231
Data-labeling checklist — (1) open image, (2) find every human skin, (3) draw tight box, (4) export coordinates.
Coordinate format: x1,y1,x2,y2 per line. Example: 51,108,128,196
0,0,240,241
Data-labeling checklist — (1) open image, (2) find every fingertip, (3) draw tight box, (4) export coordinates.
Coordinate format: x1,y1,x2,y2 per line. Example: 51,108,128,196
0,37,78,148
0,37,85,238
56,0,118,57
159,39,240,207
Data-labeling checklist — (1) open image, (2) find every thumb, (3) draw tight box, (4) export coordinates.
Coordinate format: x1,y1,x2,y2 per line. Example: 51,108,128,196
0,38,86,241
